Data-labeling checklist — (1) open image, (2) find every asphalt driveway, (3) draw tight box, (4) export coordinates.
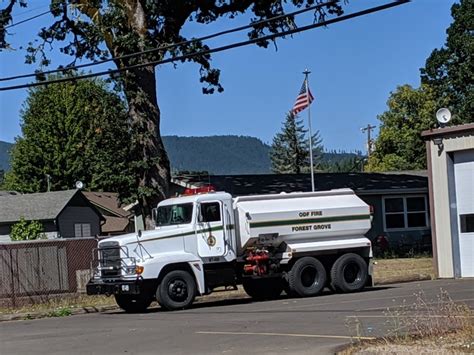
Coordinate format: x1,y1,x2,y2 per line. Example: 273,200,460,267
1,279,473,355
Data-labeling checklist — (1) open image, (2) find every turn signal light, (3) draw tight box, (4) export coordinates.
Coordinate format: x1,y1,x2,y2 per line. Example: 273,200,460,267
135,266,144,275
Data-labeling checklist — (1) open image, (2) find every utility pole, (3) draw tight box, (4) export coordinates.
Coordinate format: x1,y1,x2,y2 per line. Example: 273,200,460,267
360,124,376,159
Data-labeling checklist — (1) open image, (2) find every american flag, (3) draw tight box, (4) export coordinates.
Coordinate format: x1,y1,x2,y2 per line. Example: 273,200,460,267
292,79,314,114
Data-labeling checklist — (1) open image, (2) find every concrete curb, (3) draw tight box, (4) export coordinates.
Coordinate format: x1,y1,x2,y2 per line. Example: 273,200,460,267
374,274,433,285
0,305,119,322
0,275,433,322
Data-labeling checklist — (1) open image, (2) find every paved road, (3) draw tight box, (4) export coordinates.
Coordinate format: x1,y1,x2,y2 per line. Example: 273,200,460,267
1,279,473,355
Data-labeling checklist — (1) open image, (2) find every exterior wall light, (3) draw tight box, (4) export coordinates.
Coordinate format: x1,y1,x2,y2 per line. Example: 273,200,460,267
433,137,444,154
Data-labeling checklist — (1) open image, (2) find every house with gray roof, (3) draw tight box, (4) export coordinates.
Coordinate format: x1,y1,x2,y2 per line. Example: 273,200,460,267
0,190,103,242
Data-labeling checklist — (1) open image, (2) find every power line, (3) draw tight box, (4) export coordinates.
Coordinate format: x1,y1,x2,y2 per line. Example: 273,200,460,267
5,10,51,29
0,0,339,82
0,0,410,92
14,4,50,18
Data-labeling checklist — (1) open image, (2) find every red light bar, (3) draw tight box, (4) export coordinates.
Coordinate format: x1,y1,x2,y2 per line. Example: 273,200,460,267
183,185,215,195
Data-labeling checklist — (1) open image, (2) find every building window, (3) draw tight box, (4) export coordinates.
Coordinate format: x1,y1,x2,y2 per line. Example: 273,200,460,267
74,223,91,237
383,196,428,230
460,214,474,233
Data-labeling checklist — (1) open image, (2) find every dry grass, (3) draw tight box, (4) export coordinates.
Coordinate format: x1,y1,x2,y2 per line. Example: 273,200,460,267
341,288,474,354
0,295,116,315
373,257,435,284
340,332,474,354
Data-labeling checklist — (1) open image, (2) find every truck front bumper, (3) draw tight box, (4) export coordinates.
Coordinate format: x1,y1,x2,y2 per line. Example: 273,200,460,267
86,279,142,296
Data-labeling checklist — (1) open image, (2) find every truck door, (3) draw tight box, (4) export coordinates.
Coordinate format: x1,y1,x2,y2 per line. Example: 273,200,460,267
197,201,226,258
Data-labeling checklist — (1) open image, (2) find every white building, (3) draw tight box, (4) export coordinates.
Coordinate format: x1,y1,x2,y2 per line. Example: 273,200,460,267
422,123,474,278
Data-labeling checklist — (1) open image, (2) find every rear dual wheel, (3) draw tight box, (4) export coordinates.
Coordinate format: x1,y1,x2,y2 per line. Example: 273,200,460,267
288,257,326,297
330,253,368,293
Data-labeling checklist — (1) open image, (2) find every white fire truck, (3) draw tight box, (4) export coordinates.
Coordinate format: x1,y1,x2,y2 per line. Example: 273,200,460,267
87,188,373,312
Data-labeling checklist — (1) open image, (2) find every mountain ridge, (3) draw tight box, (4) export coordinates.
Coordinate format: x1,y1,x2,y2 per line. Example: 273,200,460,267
0,135,363,175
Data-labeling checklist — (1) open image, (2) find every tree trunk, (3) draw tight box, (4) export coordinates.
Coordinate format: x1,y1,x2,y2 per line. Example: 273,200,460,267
122,65,170,229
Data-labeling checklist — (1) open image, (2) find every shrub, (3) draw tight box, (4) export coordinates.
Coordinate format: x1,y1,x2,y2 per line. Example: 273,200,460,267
10,218,46,241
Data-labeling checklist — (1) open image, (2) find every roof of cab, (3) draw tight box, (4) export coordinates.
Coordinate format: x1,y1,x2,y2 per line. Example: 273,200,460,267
159,191,232,206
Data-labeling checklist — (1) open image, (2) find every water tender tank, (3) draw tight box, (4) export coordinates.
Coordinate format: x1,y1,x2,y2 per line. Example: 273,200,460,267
233,189,371,252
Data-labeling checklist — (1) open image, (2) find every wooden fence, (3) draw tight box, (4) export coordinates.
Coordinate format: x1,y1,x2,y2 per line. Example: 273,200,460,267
0,238,98,308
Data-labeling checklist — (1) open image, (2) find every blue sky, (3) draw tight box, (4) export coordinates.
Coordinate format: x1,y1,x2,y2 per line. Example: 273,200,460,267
0,0,456,152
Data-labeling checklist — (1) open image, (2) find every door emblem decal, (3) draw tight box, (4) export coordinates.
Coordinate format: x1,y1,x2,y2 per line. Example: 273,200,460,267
207,235,216,247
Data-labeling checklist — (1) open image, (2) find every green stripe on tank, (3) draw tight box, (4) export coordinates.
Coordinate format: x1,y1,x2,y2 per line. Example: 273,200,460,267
249,214,370,228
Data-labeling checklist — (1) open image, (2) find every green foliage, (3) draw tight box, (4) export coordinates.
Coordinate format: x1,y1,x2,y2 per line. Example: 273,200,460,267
270,111,323,174
369,1,473,173
10,218,45,241
367,85,437,172
3,75,135,198
47,307,72,318
318,155,365,173
421,0,473,122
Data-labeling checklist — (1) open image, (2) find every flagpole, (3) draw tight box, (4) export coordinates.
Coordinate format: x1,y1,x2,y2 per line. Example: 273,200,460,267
303,69,315,192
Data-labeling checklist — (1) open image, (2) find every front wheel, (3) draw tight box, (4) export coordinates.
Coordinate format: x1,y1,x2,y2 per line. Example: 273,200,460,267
157,270,197,311
115,294,152,313
330,253,368,293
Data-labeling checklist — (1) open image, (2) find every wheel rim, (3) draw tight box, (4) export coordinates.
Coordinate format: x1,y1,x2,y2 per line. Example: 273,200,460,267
343,262,361,284
301,265,318,288
168,278,188,302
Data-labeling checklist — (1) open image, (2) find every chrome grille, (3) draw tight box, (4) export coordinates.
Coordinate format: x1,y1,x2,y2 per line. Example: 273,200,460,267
99,245,121,278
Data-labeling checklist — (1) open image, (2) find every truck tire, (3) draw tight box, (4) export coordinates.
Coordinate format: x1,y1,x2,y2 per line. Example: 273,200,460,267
242,278,283,300
157,270,196,311
330,253,368,293
114,294,152,313
288,257,326,297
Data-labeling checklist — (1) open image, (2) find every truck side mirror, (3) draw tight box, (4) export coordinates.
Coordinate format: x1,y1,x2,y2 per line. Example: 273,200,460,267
196,203,203,223
152,208,158,224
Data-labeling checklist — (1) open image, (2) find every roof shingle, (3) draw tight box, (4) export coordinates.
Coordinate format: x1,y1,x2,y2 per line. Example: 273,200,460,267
0,190,78,223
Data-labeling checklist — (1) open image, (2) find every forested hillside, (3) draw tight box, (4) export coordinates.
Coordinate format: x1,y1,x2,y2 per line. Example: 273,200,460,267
0,136,363,175
0,141,12,171
164,135,272,174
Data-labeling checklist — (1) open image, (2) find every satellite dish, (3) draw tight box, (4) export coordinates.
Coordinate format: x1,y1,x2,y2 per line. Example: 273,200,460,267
436,108,451,125
75,181,84,189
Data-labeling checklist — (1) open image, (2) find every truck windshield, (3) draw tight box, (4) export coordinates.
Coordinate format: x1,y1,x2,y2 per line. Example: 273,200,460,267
156,203,194,226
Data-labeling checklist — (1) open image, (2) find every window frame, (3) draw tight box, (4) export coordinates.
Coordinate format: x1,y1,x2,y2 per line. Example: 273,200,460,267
382,195,429,232
74,223,92,237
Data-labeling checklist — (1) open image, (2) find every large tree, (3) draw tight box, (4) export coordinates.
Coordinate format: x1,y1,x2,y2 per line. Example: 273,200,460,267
368,0,473,172
366,84,437,172
3,76,135,194
271,111,323,174
421,0,473,121
0,0,343,226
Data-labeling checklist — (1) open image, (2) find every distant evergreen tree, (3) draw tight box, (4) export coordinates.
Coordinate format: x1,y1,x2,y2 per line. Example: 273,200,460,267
270,112,323,174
